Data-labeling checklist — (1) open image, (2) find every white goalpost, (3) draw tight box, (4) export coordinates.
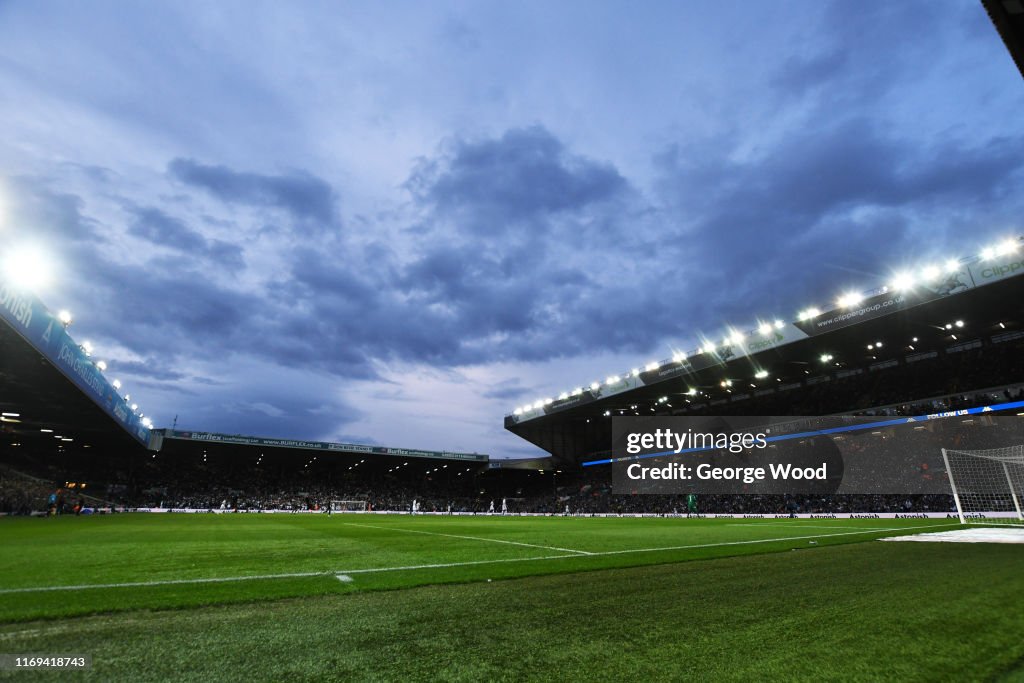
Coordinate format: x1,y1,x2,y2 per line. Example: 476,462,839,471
329,499,368,512
942,445,1024,526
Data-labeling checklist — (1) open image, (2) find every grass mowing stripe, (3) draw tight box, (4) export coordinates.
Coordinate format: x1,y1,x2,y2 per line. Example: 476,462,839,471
341,520,594,554
0,523,954,595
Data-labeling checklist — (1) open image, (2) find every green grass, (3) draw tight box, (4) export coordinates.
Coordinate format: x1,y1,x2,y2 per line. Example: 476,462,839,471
0,514,1021,681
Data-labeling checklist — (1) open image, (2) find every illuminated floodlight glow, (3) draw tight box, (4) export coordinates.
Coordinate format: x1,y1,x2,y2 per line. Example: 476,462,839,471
890,272,914,291
81,341,93,355
945,259,960,273
798,308,821,321
532,400,543,409
112,379,121,389
543,398,553,406
645,362,658,372
1,244,52,291
571,388,583,396
981,246,997,260
820,353,834,363
687,388,697,396
1,412,18,417
837,292,863,308
130,403,138,411
758,322,772,336
96,360,107,371
955,320,964,328
606,376,620,385
513,408,523,416
729,332,744,345
774,320,785,330
58,310,73,326
920,265,940,281
589,382,600,391
876,341,883,348
997,239,1018,256
557,392,568,400
754,370,769,379
672,352,687,363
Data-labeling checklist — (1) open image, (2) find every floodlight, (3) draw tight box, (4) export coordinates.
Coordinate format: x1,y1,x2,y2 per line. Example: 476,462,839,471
729,332,744,345
672,352,687,363
589,382,600,391
130,403,138,411
96,361,107,371
955,320,964,328
820,353,833,363
1,245,52,291
112,379,121,389
606,376,620,386
997,239,1018,256
58,310,73,326
945,259,960,273
890,272,914,291
774,320,784,329
754,370,768,379
920,265,940,281
758,323,772,336
798,308,821,321
981,247,997,260
558,392,568,400
837,292,863,308
645,362,658,372
687,388,697,396
81,341,93,355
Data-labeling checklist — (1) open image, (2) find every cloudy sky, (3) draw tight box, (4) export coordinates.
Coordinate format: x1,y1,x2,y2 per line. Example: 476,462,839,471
1,1,1022,458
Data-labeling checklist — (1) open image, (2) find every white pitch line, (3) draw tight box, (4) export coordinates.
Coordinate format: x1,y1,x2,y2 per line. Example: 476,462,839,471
0,524,958,595
342,521,593,555
725,523,898,530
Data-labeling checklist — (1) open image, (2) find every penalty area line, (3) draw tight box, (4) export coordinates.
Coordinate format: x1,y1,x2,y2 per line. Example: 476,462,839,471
342,521,594,555
0,524,957,595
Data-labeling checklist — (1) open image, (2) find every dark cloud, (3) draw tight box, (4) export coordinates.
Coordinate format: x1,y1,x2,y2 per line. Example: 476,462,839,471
407,125,628,233
168,158,338,227
129,206,244,270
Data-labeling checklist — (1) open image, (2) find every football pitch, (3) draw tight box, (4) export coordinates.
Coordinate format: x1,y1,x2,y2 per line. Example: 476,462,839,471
1,514,1022,681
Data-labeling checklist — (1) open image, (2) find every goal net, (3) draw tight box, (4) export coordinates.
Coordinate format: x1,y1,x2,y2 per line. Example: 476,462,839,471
942,446,1024,526
329,499,368,512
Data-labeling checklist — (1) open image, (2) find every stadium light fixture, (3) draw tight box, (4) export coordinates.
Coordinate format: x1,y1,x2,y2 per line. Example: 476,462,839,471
96,360,107,371
955,320,964,328
81,341,93,356
513,408,523,416
875,341,883,348
130,403,138,411
981,246,997,260
798,308,821,321
867,344,873,350
112,379,121,389
774,320,784,329
701,344,715,355
687,388,697,396
820,353,833,363
40,428,53,433
945,323,952,330
672,352,687,363
605,376,620,386
728,332,744,345
532,400,543,409
754,370,768,379
837,292,863,308
1,244,52,292
630,368,640,377
589,382,600,391
912,337,918,342
645,362,658,372
945,259,960,273
557,392,568,400
890,272,914,291
58,310,73,327
758,322,772,336
543,398,553,406
920,265,940,281
997,239,1018,256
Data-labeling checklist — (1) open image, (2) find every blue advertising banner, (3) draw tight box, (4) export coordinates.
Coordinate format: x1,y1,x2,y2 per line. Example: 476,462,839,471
0,282,151,446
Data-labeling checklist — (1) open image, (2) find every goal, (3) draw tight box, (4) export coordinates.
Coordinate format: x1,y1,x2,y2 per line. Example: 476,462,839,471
942,446,1024,526
330,499,368,512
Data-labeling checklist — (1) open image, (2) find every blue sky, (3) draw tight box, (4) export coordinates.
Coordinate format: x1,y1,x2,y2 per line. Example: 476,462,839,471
1,1,1022,458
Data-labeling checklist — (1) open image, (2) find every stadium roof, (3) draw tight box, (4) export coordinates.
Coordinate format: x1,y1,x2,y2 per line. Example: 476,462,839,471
507,237,1024,422
151,429,487,463
505,237,1024,461
982,0,1024,79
